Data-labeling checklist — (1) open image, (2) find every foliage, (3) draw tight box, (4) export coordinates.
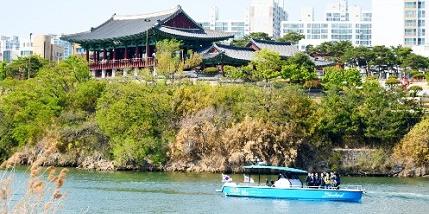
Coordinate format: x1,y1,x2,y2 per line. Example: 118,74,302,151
231,32,272,47
183,51,203,70
308,41,353,63
404,54,429,71
408,85,423,97
303,79,322,89
394,118,429,166
224,65,244,79
385,76,400,88
316,80,422,146
277,32,305,44
370,46,396,72
2,56,47,80
322,67,362,90
96,83,174,166
287,52,316,72
0,62,6,80
155,39,183,79
203,67,218,74
251,49,283,81
281,64,315,83
0,56,90,160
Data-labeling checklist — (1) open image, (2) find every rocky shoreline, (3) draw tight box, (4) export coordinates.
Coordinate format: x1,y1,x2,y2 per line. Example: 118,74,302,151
2,147,428,178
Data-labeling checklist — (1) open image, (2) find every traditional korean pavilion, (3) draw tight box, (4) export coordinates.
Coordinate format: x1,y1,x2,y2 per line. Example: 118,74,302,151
202,39,334,69
61,5,234,78
202,39,300,67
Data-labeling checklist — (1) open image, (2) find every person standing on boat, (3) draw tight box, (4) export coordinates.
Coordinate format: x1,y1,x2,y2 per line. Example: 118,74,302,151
305,173,312,187
324,172,332,189
332,172,341,188
314,173,321,188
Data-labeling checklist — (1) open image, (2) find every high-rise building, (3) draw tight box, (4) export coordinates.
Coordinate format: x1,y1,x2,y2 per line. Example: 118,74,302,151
248,0,288,38
0,36,20,62
372,0,429,56
32,35,64,62
281,0,372,50
200,7,249,38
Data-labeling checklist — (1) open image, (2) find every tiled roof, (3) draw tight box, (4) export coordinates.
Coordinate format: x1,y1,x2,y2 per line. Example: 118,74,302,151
248,39,299,57
201,43,255,61
157,26,234,40
311,57,336,67
61,6,233,43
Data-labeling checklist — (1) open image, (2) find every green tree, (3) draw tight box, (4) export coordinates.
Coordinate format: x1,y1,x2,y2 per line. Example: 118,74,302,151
156,39,183,80
96,83,173,166
277,32,305,44
315,88,363,145
369,46,396,76
342,46,375,75
392,46,413,73
0,62,6,80
280,64,315,83
358,80,421,144
251,49,283,82
231,32,272,47
322,67,362,90
287,52,316,72
182,51,202,71
0,56,92,160
309,41,353,64
404,54,429,71
3,55,47,80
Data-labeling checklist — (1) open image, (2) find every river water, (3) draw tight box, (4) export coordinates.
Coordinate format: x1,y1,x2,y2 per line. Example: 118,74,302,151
2,169,429,214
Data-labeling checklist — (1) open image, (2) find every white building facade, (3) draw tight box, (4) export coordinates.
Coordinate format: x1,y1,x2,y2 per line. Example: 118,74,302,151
372,0,429,56
281,0,372,50
200,7,249,39
0,36,20,62
248,0,288,38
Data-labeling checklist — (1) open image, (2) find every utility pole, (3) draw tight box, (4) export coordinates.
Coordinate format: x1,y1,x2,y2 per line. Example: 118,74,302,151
28,33,32,79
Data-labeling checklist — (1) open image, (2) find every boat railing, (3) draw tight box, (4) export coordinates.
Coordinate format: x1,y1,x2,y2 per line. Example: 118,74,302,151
304,185,363,191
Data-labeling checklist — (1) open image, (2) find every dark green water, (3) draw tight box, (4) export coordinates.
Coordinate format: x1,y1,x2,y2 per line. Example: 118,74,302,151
3,169,429,213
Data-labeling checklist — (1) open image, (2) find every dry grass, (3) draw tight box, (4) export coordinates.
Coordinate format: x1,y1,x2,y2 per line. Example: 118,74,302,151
0,135,68,214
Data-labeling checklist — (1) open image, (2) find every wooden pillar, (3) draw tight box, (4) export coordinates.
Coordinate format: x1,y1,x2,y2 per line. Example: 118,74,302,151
86,50,89,62
147,45,152,58
93,50,97,62
96,51,100,62
136,46,140,59
112,49,116,60
124,47,128,59
103,49,107,60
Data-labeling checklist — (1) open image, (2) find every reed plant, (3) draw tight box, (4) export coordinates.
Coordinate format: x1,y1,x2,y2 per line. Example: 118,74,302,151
0,143,68,214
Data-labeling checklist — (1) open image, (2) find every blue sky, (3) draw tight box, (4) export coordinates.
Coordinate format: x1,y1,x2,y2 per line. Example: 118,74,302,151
1,0,371,36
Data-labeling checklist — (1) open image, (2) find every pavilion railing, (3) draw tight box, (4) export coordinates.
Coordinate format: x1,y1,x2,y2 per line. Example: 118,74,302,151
89,57,155,70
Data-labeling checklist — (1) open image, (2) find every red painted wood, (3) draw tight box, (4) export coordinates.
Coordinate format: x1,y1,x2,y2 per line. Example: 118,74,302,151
164,12,199,29
89,57,155,71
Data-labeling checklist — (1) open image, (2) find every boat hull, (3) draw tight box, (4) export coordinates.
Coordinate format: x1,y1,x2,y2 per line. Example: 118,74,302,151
221,184,363,202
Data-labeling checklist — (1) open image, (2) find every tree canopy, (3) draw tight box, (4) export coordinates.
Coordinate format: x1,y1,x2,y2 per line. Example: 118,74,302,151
231,32,272,47
277,32,305,44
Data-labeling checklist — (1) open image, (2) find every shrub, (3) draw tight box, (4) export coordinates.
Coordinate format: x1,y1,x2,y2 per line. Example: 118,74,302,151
303,79,322,89
224,66,245,79
203,67,219,74
385,77,400,89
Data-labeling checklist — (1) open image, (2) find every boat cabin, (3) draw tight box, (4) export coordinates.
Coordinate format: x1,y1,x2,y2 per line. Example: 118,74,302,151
242,165,308,188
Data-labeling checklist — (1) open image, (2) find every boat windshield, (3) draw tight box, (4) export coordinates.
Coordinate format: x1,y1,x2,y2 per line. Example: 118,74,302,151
243,165,308,175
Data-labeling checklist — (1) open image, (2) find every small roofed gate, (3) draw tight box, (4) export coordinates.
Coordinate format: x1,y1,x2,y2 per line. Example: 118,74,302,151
60,6,234,78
